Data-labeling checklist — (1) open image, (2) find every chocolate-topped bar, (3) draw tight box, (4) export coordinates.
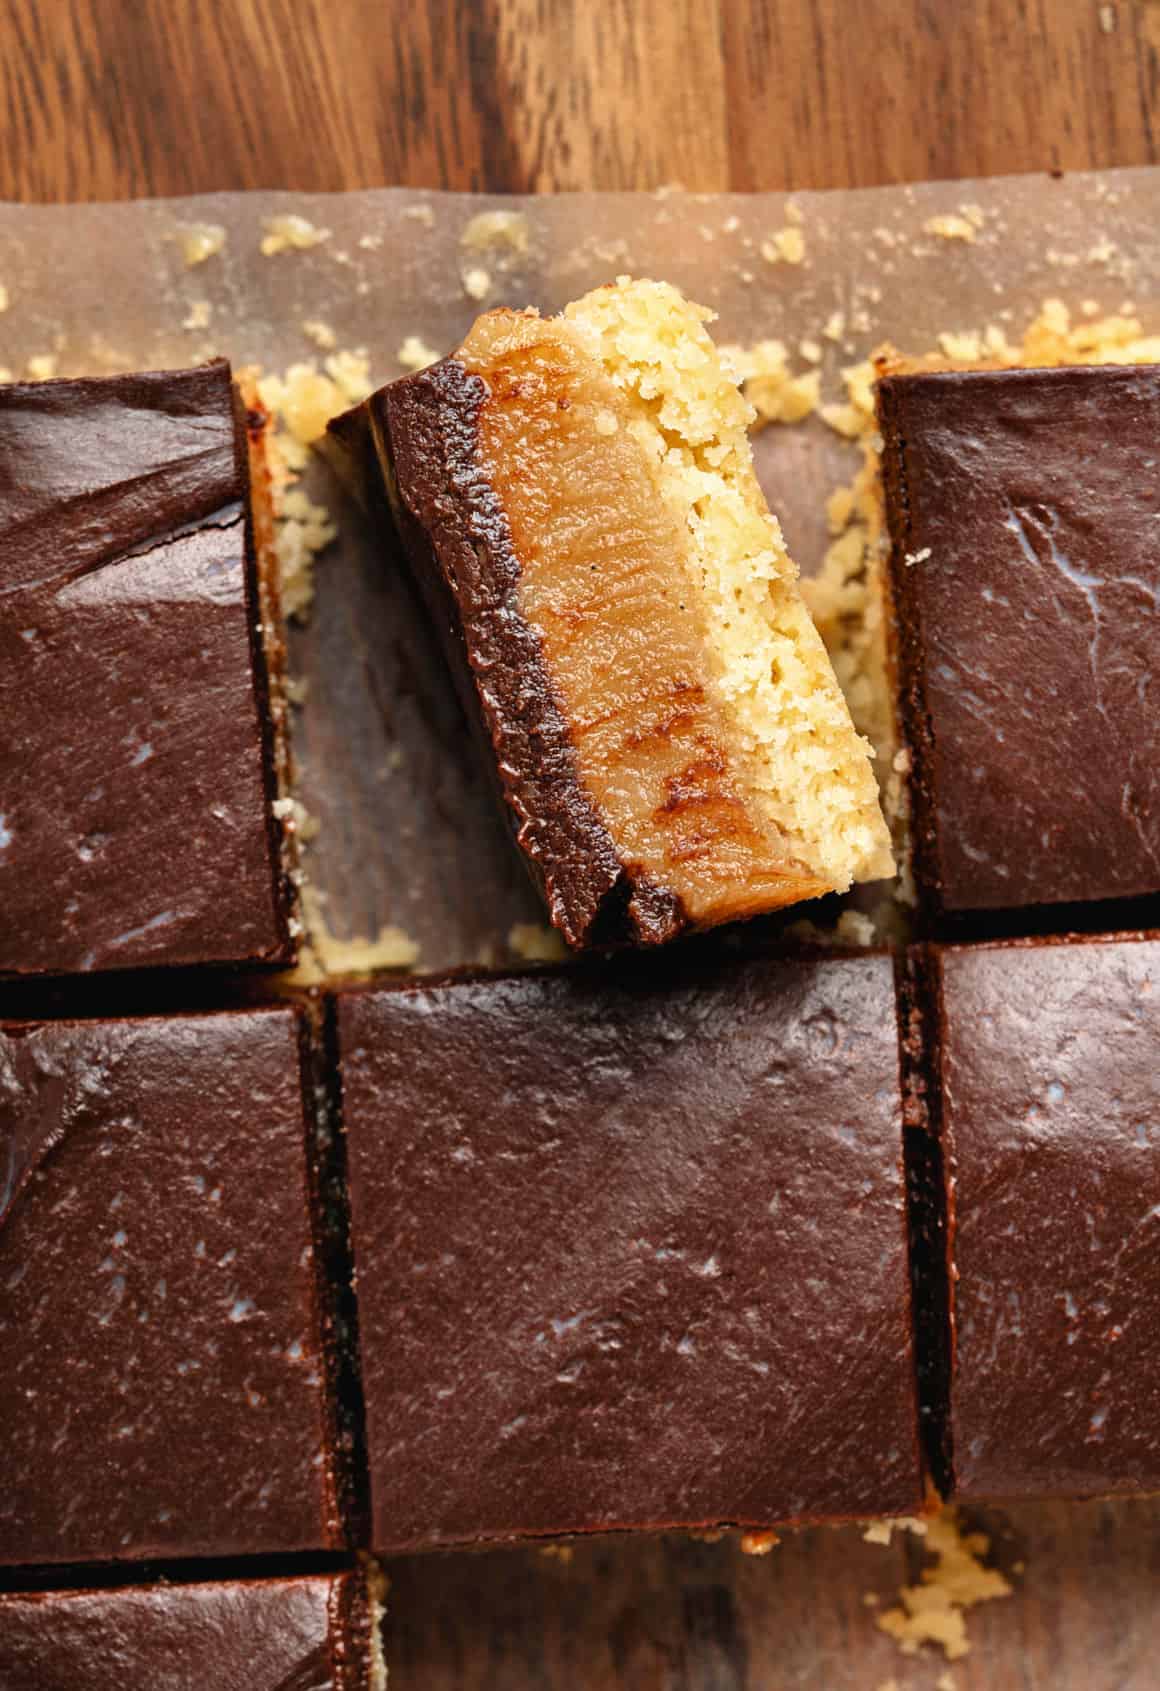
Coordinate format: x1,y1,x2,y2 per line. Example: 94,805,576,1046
926,932,1160,1499
335,953,922,1552
0,1006,345,1564
0,1568,385,1691
0,360,295,976
878,364,1160,915
328,279,891,950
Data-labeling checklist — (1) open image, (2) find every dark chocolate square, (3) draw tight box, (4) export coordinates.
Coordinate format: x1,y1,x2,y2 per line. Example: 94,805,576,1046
0,1006,341,1564
0,1569,381,1691
932,932,1160,1498
337,954,922,1552
878,365,1160,914
0,360,293,975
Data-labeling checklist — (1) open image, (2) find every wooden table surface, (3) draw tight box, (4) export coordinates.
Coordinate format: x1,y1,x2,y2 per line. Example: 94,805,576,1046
4,4,1160,1689
2,0,1159,201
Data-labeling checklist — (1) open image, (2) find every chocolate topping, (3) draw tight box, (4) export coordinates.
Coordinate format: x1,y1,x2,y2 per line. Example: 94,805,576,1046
335,953,922,1552
931,932,1160,1499
327,362,680,949
0,1569,378,1691
878,364,1160,914
0,1007,342,1565
0,360,293,975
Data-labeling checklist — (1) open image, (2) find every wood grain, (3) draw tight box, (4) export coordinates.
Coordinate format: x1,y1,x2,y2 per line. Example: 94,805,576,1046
2,0,1158,201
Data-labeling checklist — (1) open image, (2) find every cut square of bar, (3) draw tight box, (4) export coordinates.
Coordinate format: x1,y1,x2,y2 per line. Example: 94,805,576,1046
336,952,922,1552
0,1568,386,1691
0,1005,344,1564
327,278,892,950
0,360,295,976
928,932,1160,1499
878,364,1160,915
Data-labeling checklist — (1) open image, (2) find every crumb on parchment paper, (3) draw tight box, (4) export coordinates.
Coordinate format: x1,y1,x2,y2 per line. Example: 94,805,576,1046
398,334,441,372
507,923,568,964
463,266,491,301
175,222,226,267
461,208,531,258
403,202,436,227
0,283,8,312
302,319,338,350
284,885,420,986
26,354,58,380
260,214,331,257
720,338,821,425
760,226,806,265
924,213,978,243
252,350,373,621
740,1531,779,1556
876,1510,1012,1663
863,1517,929,1547
182,300,211,331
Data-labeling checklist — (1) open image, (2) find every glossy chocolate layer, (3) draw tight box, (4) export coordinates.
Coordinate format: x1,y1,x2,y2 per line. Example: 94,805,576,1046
0,1007,341,1565
0,360,293,975
336,954,922,1552
933,932,1160,1499
0,1570,379,1691
327,361,643,949
878,365,1160,914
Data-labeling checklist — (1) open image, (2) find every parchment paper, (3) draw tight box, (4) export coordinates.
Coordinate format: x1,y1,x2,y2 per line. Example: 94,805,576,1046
3,170,1159,1687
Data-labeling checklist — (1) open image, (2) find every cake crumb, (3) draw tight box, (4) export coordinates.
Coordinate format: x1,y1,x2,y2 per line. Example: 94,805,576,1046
538,1543,574,1564
740,1531,779,1556
461,208,530,258
863,1592,881,1608
0,368,12,384
175,222,226,267
289,885,420,984
784,199,804,225
26,354,58,381
302,319,338,351
260,214,331,256
823,309,846,342
258,351,373,449
271,796,320,844
799,337,823,363
398,334,440,372
904,546,932,567
863,1516,929,1546
286,675,310,707
877,1510,1012,1662
463,266,491,300
358,232,384,251
938,329,984,361
182,300,212,331
275,489,338,621
0,283,8,312
937,1674,958,1691
403,202,435,227
507,923,568,963
924,213,977,243
761,226,806,265
722,338,821,425
1099,2,1116,29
